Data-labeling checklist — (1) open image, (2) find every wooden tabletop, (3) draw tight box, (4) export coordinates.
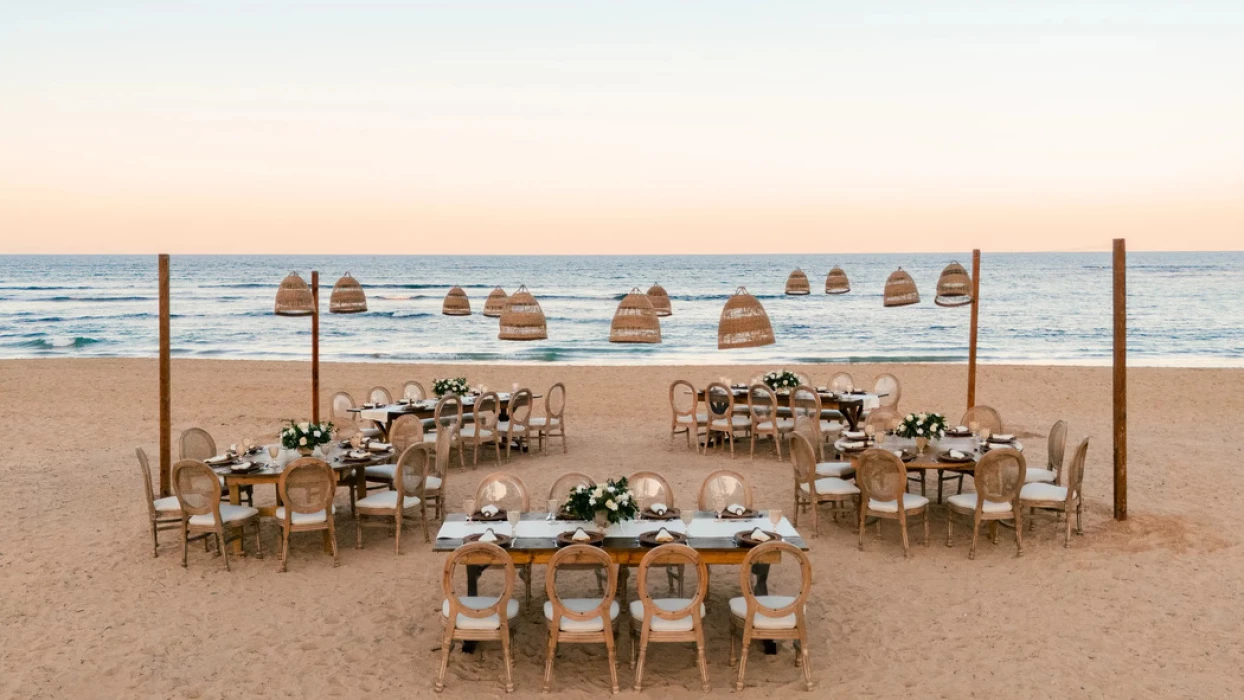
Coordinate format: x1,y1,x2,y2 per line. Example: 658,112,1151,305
349,392,541,421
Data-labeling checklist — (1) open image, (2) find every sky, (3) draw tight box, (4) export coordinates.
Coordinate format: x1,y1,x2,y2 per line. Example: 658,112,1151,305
2,1,1242,254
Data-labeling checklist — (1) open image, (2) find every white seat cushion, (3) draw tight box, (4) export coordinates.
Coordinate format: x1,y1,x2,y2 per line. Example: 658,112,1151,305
529,416,561,427
441,597,520,630
868,494,930,513
1020,482,1068,502
543,599,620,632
188,504,258,527
675,413,708,424
800,477,860,497
356,491,421,510
947,493,1013,514
820,420,843,433
755,418,795,431
273,505,334,525
360,427,384,438
496,421,528,434
1024,468,1057,484
365,464,396,479
628,599,706,632
152,496,182,514
710,416,750,430
424,475,443,491
728,596,800,630
815,461,855,478
458,426,494,440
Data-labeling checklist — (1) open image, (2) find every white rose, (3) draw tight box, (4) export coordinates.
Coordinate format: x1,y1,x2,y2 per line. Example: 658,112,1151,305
299,436,308,445
313,430,321,438
915,428,923,435
606,499,618,511
607,485,615,493
588,497,596,506
593,486,605,499
619,493,629,504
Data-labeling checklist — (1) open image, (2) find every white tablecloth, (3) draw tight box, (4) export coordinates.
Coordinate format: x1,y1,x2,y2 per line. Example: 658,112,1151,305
435,521,516,539
436,516,784,540
687,517,798,539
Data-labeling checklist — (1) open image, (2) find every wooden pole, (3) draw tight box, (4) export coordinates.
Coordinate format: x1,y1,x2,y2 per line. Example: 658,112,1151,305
158,254,172,496
967,249,981,409
1113,239,1127,520
311,271,320,424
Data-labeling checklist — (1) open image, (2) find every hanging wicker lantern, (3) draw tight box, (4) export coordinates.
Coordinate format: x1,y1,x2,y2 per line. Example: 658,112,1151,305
328,273,367,314
785,269,810,295
482,287,508,317
442,286,471,316
498,285,547,341
274,272,314,316
646,283,672,317
935,261,973,307
718,286,775,349
609,288,661,344
824,266,850,295
883,268,920,307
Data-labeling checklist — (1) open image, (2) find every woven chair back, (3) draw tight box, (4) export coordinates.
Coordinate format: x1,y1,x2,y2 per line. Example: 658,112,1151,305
508,388,534,425
628,471,673,511
738,541,812,618
1048,420,1068,472
790,385,821,420
549,472,596,502
396,443,431,500
172,459,219,516
179,428,216,461
865,407,903,432
330,391,356,423
402,381,427,401
279,458,335,515
873,373,901,408
389,414,424,453
1066,438,1090,503
698,469,753,510
961,405,1003,434
136,447,157,506
670,380,698,418
545,382,566,420
475,472,530,512
974,449,1026,504
704,382,734,421
788,432,818,490
474,392,501,431
828,372,854,393
858,448,907,503
433,394,463,431
368,386,392,406
747,384,777,422
636,545,707,620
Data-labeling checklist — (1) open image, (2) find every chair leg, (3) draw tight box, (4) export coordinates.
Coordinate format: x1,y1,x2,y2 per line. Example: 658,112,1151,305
1065,506,1073,547
218,526,231,572
899,514,910,558
279,525,291,572
729,625,738,667
696,631,711,692
1014,511,1024,557
735,629,752,691
969,518,981,559
254,520,264,559
394,512,403,555
150,521,160,558
924,509,930,546
542,631,558,692
798,628,813,690
604,626,620,694
435,628,454,693
633,627,649,691
181,522,189,568
946,511,954,547
858,505,866,551
328,523,340,567
356,512,365,549
500,625,515,693
936,471,943,503
1076,502,1084,535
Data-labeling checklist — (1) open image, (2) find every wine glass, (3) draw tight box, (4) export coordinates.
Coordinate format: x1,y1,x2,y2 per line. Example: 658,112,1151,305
864,424,876,442
680,509,695,535
547,498,559,521
980,427,992,442
507,509,521,536
968,420,980,436
768,508,783,532
267,444,279,465
713,494,727,521
464,498,476,523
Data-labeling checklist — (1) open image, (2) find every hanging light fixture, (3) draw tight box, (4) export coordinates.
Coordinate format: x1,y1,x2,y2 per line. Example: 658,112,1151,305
646,283,672,317
274,272,314,316
328,273,367,314
784,268,810,295
882,268,920,307
717,286,775,349
498,285,548,341
442,285,472,316
934,261,973,307
824,266,850,295
609,288,661,343
483,287,508,317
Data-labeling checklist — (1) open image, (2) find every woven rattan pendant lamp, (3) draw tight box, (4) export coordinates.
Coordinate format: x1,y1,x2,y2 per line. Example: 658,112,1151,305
825,266,850,295
609,288,661,343
498,285,547,341
482,287,508,317
934,261,973,307
646,283,672,317
274,272,314,316
883,268,920,307
718,287,775,349
328,273,367,314
442,286,471,316
785,268,810,295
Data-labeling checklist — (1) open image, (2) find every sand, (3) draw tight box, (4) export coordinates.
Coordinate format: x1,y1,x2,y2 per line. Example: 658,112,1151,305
1,358,1241,699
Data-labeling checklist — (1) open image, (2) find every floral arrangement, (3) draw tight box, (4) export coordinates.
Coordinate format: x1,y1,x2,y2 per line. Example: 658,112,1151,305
432,377,469,397
280,420,335,451
564,477,639,525
897,412,947,440
762,370,801,391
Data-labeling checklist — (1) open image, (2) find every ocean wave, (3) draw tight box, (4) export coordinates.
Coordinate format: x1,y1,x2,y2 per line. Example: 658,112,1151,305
7,336,105,349
32,295,153,303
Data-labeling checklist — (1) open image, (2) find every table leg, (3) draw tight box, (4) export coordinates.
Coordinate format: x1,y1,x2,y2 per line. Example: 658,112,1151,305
353,466,366,507
228,483,244,555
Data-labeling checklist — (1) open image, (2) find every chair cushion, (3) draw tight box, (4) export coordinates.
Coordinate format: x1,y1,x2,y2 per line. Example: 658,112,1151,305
152,496,182,514
188,504,258,527
755,418,795,431
529,417,561,427
628,599,706,632
543,599,620,632
441,597,520,630
274,505,334,525
947,493,1013,514
365,464,396,479
1024,468,1057,484
675,413,708,425
360,428,384,438
710,416,750,429
496,421,528,434
459,426,494,439
820,420,843,433
728,596,800,630
800,477,859,497
356,491,421,510
424,475,443,491
814,462,855,478
868,494,930,513
1020,482,1068,502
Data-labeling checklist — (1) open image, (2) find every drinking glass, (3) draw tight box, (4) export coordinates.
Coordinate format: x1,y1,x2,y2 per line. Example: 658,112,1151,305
864,424,876,441
980,427,992,442
968,420,980,435
547,498,559,521
267,445,279,461
680,509,695,534
507,510,521,535
768,508,783,531
511,383,519,394
464,498,476,522
713,494,727,521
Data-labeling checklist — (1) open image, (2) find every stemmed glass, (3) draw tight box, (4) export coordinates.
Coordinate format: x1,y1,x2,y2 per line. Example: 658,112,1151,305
464,498,476,523
680,509,695,536
864,424,876,443
547,498,559,521
713,494,727,521
507,509,521,537
768,508,783,533
267,444,279,467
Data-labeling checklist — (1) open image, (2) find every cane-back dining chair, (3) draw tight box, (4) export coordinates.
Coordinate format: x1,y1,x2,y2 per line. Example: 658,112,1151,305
275,457,338,571
790,431,859,537
402,380,427,401
368,385,393,406
827,372,854,393
703,382,747,458
459,391,502,467
365,414,423,489
436,541,519,693
791,416,854,481
531,382,567,453
172,459,261,571
542,544,622,694
961,405,1004,435
1025,419,1067,484
138,447,181,557
747,384,792,461
873,373,901,410
476,471,533,602
728,541,814,691
669,380,706,452
548,472,596,503
946,447,1026,558
697,470,753,512
497,388,533,461
1020,437,1089,547
629,544,711,692
857,448,929,557
355,443,429,552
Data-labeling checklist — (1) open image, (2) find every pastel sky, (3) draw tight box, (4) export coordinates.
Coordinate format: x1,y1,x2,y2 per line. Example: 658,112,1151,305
2,2,1242,254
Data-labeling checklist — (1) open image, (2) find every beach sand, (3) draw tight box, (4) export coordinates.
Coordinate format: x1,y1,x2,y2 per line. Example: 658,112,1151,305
1,358,1241,698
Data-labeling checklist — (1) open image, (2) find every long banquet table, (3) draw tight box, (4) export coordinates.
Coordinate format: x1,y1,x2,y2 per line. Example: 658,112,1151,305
349,392,539,434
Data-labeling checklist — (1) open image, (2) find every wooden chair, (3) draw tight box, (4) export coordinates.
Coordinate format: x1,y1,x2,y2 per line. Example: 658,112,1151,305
364,414,423,489
790,385,826,461
1020,437,1089,547
961,405,1004,435
435,542,518,694
704,382,748,458
628,471,681,594
275,457,339,571
827,372,854,392
946,447,1026,558
542,544,622,694
333,390,381,439
792,416,854,481
497,387,533,461
476,472,533,602
368,385,393,406
1025,419,1067,484
857,448,929,557
172,459,261,571
748,384,792,461
548,472,596,503
864,407,902,433
459,391,502,467
728,541,814,691
873,373,901,410
669,380,706,452
697,470,753,511
355,443,429,552
431,393,464,465
422,426,452,522
629,544,710,692
790,431,859,537
137,447,181,557
178,427,216,461
402,380,427,401
530,382,567,453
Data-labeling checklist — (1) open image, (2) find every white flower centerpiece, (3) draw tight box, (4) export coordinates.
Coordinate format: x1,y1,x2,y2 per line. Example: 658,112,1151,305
897,412,946,454
763,369,801,392
281,420,334,456
564,477,639,529
432,377,469,398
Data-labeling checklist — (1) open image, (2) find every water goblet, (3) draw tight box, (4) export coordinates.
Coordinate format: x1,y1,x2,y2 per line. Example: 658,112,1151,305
680,509,695,535
768,508,783,532
507,509,521,536
267,444,279,463
864,424,876,442
980,427,992,442
968,420,980,436
547,498,559,521
464,498,476,523
713,494,727,521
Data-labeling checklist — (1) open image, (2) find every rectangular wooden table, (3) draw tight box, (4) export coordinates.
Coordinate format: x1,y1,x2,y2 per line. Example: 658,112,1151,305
350,392,540,426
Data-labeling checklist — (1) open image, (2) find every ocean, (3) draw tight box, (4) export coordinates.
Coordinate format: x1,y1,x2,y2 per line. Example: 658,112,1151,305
0,253,1240,367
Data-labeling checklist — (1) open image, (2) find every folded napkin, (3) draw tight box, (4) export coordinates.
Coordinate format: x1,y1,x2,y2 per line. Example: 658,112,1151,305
749,528,771,542
654,528,675,543
893,450,905,458
649,502,668,515
726,503,746,515
991,433,1014,442
204,455,230,465
348,449,369,459
949,449,967,459
841,441,865,449
367,442,392,452
480,504,499,517
955,425,969,432
230,461,253,471
571,527,591,542
479,528,498,543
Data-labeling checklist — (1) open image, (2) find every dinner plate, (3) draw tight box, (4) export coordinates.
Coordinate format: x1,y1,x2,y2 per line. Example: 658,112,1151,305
471,509,507,522
462,532,513,547
642,507,680,520
734,530,782,547
638,530,687,547
556,530,605,547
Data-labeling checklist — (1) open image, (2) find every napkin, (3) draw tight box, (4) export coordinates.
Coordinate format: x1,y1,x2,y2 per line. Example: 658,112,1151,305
955,425,969,432
949,449,966,459
654,528,675,542
649,502,668,515
726,503,746,515
844,431,866,440
571,528,591,542
480,504,499,517
991,433,1015,442
205,455,230,465
841,441,865,449
749,528,771,542
367,442,392,452
479,528,498,543
348,450,369,459
893,450,905,458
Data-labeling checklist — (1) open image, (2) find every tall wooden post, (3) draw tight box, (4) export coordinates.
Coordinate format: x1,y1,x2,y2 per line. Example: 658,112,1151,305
311,271,320,423
1113,239,1127,520
158,254,172,496
966,249,981,409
